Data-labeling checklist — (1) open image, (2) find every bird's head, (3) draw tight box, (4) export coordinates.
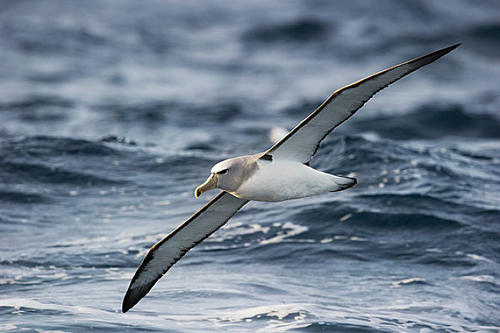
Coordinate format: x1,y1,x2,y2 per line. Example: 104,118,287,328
194,155,258,198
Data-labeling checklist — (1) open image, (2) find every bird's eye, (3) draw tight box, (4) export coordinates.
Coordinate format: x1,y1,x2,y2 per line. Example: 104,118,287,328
218,169,228,175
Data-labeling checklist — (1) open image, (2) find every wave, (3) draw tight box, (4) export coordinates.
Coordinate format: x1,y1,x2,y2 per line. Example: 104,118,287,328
1,135,122,157
0,190,51,204
351,104,500,140
0,160,124,186
95,101,244,127
0,136,130,188
243,19,330,45
0,95,73,111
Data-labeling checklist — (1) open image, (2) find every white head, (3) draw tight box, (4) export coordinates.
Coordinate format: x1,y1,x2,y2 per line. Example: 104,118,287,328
194,155,258,197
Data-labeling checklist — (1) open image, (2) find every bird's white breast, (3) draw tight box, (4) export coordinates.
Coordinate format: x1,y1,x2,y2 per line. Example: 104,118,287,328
231,160,338,202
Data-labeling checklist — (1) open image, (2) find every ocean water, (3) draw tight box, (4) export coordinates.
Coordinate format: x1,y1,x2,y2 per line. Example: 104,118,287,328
1,0,500,332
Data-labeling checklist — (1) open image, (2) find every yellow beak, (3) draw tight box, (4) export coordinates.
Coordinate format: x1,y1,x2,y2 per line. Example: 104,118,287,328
194,173,217,198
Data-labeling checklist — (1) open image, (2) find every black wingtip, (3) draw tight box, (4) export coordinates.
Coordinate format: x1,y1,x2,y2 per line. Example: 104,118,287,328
435,43,462,57
444,42,462,52
122,294,133,313
418,43,461,63
122,283,146,313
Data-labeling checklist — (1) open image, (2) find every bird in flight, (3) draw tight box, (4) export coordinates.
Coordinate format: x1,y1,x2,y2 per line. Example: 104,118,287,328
122,43,460,312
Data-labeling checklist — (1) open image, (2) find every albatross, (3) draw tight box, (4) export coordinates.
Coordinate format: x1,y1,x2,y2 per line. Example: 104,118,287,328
122,43,460,312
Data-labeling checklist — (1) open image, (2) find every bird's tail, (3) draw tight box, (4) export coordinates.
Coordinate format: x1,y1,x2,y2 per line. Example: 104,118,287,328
329,174,357,192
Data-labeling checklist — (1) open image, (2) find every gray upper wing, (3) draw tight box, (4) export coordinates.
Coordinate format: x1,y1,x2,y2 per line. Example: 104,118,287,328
122,191,248,312
266,43,461,164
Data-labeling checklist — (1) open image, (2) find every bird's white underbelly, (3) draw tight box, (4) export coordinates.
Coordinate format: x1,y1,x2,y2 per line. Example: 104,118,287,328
231,161,338,202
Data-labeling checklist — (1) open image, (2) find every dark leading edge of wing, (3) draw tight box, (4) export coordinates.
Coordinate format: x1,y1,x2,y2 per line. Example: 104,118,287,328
266,43,461,164
122,191,248,312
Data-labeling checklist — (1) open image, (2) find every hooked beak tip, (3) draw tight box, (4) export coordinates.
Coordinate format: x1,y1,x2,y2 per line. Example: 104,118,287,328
194,173,217,199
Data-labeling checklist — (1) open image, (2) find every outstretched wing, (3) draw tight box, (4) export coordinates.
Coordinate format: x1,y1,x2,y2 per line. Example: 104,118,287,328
122,191,248,312
266,43,461,164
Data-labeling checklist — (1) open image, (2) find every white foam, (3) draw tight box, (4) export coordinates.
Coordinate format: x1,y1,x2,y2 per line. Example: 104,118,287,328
460,275,494,283
219,303,312,332
260,222,308,245
466,254,489,262
392,277,426,287
339,213,352,222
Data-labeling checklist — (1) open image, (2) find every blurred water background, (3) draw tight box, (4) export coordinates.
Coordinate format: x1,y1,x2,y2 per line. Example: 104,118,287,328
1,0,500,332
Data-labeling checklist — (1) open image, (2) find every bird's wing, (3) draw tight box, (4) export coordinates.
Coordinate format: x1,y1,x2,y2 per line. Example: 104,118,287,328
122,191,248,312
265,43,460,164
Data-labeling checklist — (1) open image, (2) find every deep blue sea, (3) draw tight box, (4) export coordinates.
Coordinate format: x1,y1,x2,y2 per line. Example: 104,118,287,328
1,1,500,332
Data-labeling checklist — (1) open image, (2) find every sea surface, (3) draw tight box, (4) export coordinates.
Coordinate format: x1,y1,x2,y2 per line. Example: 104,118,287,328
1,1,500,332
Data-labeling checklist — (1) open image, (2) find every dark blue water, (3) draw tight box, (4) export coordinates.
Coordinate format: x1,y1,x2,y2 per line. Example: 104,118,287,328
1,1,500,332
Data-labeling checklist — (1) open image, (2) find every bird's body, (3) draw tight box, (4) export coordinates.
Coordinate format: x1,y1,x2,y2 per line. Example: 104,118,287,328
122,43,461,313
226,155,356,202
